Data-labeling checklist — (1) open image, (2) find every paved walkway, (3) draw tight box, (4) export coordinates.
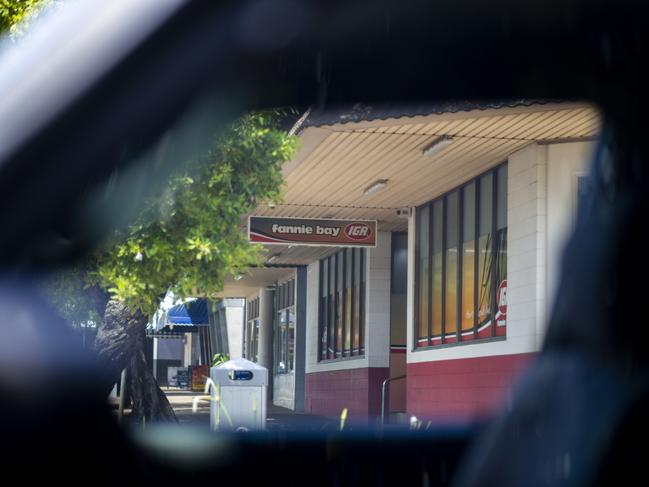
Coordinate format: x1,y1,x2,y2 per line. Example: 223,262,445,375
163,389,334,432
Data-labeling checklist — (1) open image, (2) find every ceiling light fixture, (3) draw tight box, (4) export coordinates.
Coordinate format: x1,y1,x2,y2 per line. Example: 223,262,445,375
363,179,388,196
422,136,454,157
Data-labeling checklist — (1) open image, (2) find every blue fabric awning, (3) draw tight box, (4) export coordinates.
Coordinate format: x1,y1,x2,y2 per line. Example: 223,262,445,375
166,298,209,326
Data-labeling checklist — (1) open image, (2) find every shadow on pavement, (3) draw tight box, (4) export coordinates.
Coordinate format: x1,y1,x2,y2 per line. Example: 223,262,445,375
163,389,335,433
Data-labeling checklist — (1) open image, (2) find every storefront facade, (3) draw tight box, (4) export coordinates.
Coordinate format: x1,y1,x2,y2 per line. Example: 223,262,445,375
406,139,596,422
237,267,307,411
219,101,600,423
148,297,245,386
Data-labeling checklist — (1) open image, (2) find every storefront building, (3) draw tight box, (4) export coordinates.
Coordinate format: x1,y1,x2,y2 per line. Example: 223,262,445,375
148,297,245,386
219,101,600,423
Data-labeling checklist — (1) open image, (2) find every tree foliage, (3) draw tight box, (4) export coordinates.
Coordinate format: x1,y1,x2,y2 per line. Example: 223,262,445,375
95,113,295,315
53,112,296,319
2,0,298,323
0,0,59,38
3,0,297,423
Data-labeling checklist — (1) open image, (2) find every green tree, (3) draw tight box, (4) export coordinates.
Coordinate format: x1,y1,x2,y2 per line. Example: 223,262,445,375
49,113,296,422
3,0,297,422
0,0,59,38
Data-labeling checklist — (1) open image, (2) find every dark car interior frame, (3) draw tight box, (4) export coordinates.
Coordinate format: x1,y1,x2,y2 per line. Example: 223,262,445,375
0,1,648,485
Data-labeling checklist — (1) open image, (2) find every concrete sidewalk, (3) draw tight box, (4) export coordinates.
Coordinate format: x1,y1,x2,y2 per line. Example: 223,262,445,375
164,389,334,432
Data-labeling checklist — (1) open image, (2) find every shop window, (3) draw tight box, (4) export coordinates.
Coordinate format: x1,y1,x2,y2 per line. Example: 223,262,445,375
336,252,344,357
415,162,507,348
445,190,459,337
276,278,296,374
431,201,443,340
319,248,366,360
461,182,476,334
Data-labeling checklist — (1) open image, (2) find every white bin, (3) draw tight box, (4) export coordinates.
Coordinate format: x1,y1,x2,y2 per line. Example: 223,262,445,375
210,357,267,431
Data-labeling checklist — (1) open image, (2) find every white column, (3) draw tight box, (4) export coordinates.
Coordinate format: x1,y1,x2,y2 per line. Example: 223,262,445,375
507,143,548,350
258,289,274,372
153,337,158,379
184,333,192,366
225,303,245,359
366,231,392,368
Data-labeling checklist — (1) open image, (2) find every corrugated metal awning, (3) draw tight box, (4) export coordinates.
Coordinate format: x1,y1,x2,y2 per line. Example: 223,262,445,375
254,102,600,237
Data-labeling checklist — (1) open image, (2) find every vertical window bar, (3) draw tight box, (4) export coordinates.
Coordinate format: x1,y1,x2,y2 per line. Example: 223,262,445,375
274,284,278,371
474,179,480,339
350,249,356,356
457,187,463,343
335,251,340,358
441,196,447,343
491,168,498,338
285,308,289,370
346,251,351,357
318,261,323,361
334,252,339,358
342,250,347,357
325,258,330,359
427,203,433,346
360,249,365,355
329,256,335,359
321,261,325,360
414,207,421,349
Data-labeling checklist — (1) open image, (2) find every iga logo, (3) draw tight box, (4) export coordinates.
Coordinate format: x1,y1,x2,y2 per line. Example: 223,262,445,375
344,223,371,240
497,280,507,316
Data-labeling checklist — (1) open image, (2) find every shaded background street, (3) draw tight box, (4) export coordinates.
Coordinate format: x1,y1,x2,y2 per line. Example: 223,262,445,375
164,389,334,432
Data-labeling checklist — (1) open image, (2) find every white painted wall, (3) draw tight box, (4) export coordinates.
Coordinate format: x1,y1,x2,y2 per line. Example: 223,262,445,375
257,289,274,373
225,305,244,359
305,231,392,373
366,231,392,368
406,140,597,365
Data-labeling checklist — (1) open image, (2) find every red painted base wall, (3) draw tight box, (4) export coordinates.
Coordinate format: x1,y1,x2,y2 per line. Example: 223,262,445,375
305,367,389,421
407,352,537,422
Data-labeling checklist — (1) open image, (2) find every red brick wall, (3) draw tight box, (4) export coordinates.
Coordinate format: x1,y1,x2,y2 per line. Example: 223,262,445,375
305,367,389,421
389,351,407,412
407,352,537,422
